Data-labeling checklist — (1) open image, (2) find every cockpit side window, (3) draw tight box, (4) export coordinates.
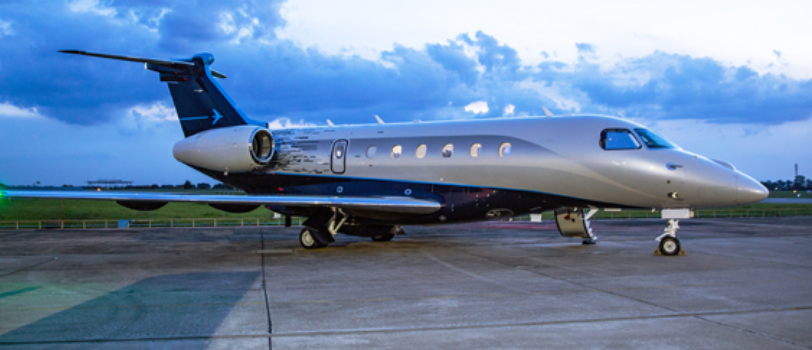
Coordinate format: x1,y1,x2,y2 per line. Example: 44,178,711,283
634,129,677,149
600,129,641,150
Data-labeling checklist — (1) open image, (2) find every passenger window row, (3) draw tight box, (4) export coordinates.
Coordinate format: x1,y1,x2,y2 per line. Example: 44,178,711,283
365,143,512,159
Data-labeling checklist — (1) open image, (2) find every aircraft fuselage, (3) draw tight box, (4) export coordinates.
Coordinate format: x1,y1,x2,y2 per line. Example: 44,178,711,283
193,115,766,226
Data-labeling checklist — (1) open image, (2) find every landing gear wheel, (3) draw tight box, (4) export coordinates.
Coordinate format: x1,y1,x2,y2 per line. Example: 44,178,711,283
299,227,322,249
371,226,398,242
582,239,597,245
658,236,681,256
371,232,395,242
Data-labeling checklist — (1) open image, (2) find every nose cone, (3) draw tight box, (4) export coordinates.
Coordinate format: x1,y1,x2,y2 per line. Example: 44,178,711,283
737,174,769,204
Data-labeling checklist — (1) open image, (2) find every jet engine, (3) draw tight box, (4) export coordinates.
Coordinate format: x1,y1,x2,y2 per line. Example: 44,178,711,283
173,125,274,173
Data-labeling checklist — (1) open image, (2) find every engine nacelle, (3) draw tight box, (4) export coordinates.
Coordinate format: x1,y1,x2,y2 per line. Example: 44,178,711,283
173,125,274,173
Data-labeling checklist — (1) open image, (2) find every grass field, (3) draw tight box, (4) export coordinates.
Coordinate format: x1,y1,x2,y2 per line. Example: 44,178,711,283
0,199,270,221
1,190,811,223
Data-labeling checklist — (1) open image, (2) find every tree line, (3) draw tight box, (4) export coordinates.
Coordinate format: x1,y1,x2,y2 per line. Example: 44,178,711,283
761,175,810,191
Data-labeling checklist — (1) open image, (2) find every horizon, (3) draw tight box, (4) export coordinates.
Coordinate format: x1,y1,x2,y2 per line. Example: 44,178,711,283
1,0,810,185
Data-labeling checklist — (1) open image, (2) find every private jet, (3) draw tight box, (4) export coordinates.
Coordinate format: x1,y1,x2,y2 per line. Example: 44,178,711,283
1,51,769,255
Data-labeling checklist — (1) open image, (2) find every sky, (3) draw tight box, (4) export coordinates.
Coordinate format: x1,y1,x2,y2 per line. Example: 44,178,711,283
1,0,811,186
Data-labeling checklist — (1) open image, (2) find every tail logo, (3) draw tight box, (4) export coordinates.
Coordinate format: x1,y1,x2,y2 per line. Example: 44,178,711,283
212,110,223,125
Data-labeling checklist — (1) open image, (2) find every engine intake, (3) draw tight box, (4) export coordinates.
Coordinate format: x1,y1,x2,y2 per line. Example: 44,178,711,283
173,125,275,173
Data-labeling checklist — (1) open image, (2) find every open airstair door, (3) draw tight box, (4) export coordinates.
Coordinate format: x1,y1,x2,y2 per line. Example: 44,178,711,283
331,140,348,174
555,208,598,244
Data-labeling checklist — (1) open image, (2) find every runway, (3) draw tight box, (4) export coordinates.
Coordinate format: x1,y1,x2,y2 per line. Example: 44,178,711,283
1,217,811,349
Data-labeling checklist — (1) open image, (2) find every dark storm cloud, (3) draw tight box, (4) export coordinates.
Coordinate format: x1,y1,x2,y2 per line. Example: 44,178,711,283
100,0,285,49
553,52,812,124
1,0,811,128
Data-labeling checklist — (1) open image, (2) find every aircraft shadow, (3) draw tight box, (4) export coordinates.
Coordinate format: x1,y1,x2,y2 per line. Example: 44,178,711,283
0,271,259,347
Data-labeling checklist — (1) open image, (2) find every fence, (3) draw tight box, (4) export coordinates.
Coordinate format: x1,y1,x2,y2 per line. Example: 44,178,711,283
0,208,810,231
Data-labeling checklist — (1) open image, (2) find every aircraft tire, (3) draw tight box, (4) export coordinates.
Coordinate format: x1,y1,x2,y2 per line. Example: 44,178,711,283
371,233,394,242
370,226,400,242
299,227,322,249
659,237,680,256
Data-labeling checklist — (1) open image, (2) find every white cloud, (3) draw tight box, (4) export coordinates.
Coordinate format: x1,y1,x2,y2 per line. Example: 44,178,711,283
131,102,177,122
220,12,237,35
464,101,489,114
517,79,582,113
277,0,812,79
0,20,13,37
68,0,116,16
117,102,177,131
0,102,42,119
265,117,317,129
219,11,261,44
503,104,515,116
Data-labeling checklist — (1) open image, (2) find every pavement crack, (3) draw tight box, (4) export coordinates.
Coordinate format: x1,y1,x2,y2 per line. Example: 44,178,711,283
693,315,810,350
0,256,56,279
455,247,680,313
3,306,810,346
260,227,273,350
420,248,529,293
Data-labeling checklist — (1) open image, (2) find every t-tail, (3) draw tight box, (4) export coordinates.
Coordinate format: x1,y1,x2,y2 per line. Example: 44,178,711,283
60,50,261,137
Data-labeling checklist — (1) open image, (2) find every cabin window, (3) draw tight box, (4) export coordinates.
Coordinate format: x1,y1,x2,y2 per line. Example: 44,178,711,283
442,144,454,158
391,145,402,158
366,145,377,158
415,144,427,159
470,143,482,158
499,142,512,157
600,129,641,150
335,144,345,159
635,129,677,149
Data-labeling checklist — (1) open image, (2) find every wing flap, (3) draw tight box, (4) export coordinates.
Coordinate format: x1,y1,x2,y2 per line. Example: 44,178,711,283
1,190,441,215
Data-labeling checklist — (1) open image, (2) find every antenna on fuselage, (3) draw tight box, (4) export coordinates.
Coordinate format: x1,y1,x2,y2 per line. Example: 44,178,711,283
374,115,385,124
326,120,335,126
542,107,554,117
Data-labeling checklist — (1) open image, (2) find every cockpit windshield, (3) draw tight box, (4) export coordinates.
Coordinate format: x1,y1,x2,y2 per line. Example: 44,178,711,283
634,129,678,149
600,129,641,150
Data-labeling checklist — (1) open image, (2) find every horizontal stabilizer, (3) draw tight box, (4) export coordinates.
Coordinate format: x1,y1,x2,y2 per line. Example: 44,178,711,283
2,190,442,215
59,50,227,78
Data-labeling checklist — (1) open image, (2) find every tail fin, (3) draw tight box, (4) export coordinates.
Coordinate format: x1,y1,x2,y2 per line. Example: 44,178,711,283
60,50,259,137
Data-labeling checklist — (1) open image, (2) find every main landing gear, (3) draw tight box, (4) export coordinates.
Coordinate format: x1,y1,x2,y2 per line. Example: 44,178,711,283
298,208,348,249
655,219,685,256
297,208,405,249
299,227,321,249
370,226,403,242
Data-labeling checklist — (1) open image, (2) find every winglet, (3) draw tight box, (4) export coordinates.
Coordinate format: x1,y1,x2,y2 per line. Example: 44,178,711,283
327,119,335,126
542,107,554,117
374,115,385,124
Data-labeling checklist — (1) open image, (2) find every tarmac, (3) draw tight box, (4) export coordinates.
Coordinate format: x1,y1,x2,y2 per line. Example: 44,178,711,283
0,217,811,349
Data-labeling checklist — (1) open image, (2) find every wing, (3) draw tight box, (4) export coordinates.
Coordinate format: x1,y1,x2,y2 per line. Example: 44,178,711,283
0,190,441,215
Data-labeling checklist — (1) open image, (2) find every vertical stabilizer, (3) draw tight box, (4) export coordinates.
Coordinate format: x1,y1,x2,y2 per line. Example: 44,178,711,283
60,50,260,137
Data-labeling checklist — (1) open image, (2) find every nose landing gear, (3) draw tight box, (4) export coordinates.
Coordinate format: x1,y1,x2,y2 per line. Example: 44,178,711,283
655,219,686,256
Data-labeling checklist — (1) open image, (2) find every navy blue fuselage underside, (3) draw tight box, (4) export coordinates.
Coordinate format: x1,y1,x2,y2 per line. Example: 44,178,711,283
195,168,633,225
